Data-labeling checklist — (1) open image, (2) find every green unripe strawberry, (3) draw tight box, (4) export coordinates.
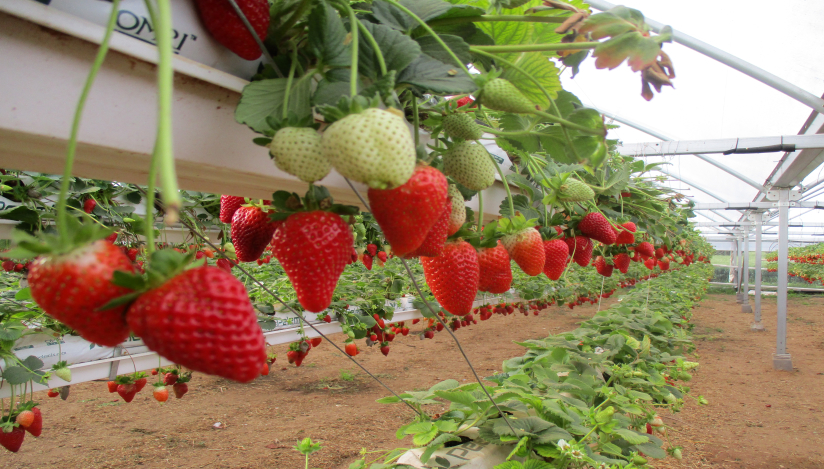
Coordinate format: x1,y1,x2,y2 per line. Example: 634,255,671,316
558,178,594,202
54,367,71,382
443,113,483,141
321,108,416,189
447,185,466,235
664,393,677,404
269,127,330,183
443,142,495,191
479,78,535,114
673,448,683,460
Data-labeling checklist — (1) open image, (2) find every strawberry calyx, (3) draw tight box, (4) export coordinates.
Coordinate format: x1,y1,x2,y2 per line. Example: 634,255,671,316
315,94,385,125
7,216,116,260
102,249,201,309
494,214,538,236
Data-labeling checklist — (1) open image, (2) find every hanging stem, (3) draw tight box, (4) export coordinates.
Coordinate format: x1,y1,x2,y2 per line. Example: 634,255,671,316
355,18,388,77
412,96,420,147
473,43,600,53
57,0,122,244
145,143,158,255
428,15,566,26
154,0,182,224
477,190,483,231
383,0,472,78
347,7,360,97
282,46,299,120
486,150,515,216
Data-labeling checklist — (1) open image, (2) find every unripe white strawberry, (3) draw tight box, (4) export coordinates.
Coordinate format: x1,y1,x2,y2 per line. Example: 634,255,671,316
443,142,495,191
447,185,465,235
269,127,330,183
321,108,416,189
443,113,483,141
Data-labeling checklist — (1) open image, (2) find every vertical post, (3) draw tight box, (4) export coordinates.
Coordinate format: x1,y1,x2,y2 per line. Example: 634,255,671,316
774,189,793,370
741,226,753,313
752,212,765,330
730,238,738,286
736,235,745,303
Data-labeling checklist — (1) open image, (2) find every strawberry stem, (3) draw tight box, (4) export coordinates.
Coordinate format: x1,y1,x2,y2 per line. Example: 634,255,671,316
282,46,299,120
411,96,420,147
154,0,182,224
145,141,158,255
346,6,359,98
57,0,122,244
485,149,515,217
355,18,387,77
473,42,600,54
477,190,483,231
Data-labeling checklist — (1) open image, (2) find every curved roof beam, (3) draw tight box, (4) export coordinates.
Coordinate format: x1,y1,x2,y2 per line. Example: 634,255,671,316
599,109,766,191
588,0,824,115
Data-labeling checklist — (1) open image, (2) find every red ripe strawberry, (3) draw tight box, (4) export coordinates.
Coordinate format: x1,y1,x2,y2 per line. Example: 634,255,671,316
644,258,656,270
362,253,373,270
117,383,138,403
405,201,451,258
456,97,474,107
216,257,235,272
368,165,448,257
219,195,245,223
28,240,136,347
377,251,388,262
543,239,569,281
367,244,378,257
260,362,270,376
151,369,159,376
163,373,178,386
502,228,545,276
0,425,25,453
594,256,614,277
654,247,665,259
322,315,332,323
126,266,267,383
345,343,359,356
153,385,169,403
47,389,59,398
272,211,353,312
173,382,189,399
134,377,148,392
613,253,630,273
476,242,512,294
615,222,636,245
231,206,280,262
635,241,655,257
195,0,270,60
127,247,139,262
25,408,42,437
2,260,13,272
105,232,118,243
380,345,390,356
424,330,435,339
15,411,34,428
107,381,118,393
421,240,479,316
658,259,670,271
83,198,97,214
578,213,616,245
310,337,323,347
564,236,593,267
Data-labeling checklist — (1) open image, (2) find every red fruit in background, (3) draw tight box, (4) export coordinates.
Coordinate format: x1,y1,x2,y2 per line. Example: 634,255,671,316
654,247,665,259
380,345,390,356
153,385,169,403
424,330,435,339
368,165,448,257
613,253,630,273
28,240,135,347
476,242,512,294
25,408,42,437
83,198,97,214
543,239,569,281
163,373,178,385
594,256,614,277
421,240,479,316
271,211,353,312
435,322,444,332
635,241,655,257
15,411,34,428
310,337,322,347
231,206,281,262
658,259,670,271
644,258,656,270
564,236,593,267
0,425,25,453
578,213,616,245
105,232,118,243
362,253,373,270
195,0,270,60
366,244,378,257
502,228,545,276
127,248,139,262
2,260,13,272
456,97,474,107
377,251,388,262
134,377,148,392
260,363,270,376
615,222,636,245
322,315,332,323
117,383,138,403
219,195,245,223
216,257,235,272
126,266,267,383
345,343,359,356
107,381,118,393
405,201,451,258
173,382,189,399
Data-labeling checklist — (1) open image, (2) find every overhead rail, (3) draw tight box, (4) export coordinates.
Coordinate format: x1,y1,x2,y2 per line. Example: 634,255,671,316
588,0,824,115
616,134,824,158
693,202,824,210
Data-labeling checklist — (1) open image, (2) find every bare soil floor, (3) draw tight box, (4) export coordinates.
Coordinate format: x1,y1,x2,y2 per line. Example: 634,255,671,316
1,293,822,469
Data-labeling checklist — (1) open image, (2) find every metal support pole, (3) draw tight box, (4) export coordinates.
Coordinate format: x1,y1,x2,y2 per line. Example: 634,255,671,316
735,236,745,303
741,227,753,313
752,212,765,330
773,189,793,370
730,238,738,292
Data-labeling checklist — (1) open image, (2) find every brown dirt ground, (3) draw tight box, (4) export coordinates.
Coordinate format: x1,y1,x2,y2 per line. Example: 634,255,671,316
1,293,822,469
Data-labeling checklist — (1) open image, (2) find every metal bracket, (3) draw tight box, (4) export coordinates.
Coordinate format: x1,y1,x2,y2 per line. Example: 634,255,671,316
765,189,803,201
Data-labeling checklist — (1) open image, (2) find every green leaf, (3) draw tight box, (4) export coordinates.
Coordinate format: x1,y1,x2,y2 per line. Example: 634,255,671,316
414,35,471,65
614,427,650,445
429,379,460,392
21,355,45,371
358,21,421,80
434,390,478,408
420,433,461,463
14,287,32,301
413,426,440,446
0,206,39,225
501,52,561,110
397,55,477,96
235,77,313,133
633,442,667,459
308,1,350,66
372,0,454,32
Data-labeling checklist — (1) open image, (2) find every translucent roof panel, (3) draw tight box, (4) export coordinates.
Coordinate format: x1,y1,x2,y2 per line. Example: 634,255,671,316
558,0,824,242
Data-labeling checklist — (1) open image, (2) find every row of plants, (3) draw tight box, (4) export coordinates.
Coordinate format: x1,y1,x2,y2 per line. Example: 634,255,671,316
346,262,712,469
765,242,824,264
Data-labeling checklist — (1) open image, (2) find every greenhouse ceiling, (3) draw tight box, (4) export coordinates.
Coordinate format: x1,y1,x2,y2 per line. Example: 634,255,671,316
565,0,824,246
